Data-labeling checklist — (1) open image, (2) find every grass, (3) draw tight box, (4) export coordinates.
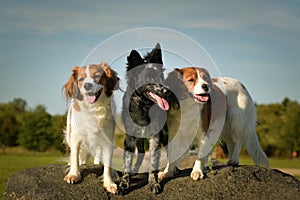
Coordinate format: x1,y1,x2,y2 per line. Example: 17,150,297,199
1,151,300,199
218,156,300,169
0,148,125,199
0,149,65,199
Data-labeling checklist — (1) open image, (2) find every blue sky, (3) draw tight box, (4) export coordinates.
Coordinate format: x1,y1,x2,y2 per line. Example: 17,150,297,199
1,0,300,115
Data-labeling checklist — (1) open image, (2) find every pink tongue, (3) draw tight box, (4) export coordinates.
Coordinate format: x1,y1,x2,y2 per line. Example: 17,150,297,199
196,95,209,102
149,92,169,111
86,94,96,103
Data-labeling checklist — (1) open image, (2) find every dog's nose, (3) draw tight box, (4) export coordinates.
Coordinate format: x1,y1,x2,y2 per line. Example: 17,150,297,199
202,84,209,92
84,83,92,91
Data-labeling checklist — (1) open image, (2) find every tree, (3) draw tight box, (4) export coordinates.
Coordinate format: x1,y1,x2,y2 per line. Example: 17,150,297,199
11,98,27,113
256,98,300,157
18,105,54,152
0,111,18,149
256,103,283,156
51,114,66,153
280,98,300,158
0,98,27,150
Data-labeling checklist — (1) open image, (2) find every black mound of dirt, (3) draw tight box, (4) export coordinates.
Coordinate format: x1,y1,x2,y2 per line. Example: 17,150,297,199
4,164,300,200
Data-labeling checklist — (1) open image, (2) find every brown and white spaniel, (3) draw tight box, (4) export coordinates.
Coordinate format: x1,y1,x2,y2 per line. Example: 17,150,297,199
159,67,269,181
62,63,119,194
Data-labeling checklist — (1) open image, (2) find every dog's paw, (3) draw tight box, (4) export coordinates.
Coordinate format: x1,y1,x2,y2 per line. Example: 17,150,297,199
118,173,130,195
158,167,180,180
64,174,82,184
148,173,161,194
158,171,171,180
104,182,118,194
190,170,204,181
157,172,170,180
158,172,166,180
227,160,239,166
148,182,161,194
118,181,129,195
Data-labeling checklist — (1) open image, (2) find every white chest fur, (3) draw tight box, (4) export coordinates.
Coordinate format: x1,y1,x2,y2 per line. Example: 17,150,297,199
167,98,204,163
70,95,115,157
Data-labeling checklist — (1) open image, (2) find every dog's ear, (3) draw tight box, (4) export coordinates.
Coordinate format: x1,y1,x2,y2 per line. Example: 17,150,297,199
127,50,144,70
99,63,119,97
200,67,213,85
63,66,83,101
174,68,182,74
164,69,183,109
165,69,183,88
164,68,187,103
146,43,163,64
155,43,161,49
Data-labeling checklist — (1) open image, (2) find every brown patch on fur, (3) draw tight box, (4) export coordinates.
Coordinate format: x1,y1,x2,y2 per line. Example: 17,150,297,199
180,68,198,93
63,66,82,100
98,63,119,97
212,78,219,83
72,100,80,111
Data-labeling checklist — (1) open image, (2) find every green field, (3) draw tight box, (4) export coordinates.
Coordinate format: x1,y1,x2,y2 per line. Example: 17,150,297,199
218,156,300,169
0,152,64,198
1,152,300,199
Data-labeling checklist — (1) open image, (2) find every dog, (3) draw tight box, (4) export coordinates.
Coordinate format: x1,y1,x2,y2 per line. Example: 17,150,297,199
62,63,119,194
119,43,171,194
159,67,269,181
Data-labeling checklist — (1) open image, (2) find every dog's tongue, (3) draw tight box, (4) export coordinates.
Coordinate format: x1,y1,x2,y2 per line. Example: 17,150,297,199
195,94,209,102
149,92,169,111
86,94,96,103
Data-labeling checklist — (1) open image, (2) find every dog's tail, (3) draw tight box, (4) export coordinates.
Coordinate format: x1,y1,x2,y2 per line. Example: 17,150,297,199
245,126,270,168
239,83,269,168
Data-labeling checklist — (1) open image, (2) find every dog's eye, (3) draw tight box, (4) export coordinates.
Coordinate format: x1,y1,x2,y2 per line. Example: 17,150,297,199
78,78,84,82
94,74,101,80
187,78,194,82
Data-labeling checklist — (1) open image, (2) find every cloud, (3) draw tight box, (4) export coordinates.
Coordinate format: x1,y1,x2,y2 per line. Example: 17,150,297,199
0,1,124,35
1,0,299,37
178,2,300,32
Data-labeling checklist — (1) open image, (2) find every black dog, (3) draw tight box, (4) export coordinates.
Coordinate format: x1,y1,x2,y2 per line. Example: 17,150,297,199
119,43,171,194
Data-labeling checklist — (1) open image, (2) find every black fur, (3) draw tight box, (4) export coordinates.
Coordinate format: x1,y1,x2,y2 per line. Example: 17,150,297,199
119,43,169,194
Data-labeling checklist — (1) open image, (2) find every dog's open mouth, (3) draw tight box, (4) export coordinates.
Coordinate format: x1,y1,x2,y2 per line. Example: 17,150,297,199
148,91,170,111
86,88,103,104
194,93,210,103
86,93,97,104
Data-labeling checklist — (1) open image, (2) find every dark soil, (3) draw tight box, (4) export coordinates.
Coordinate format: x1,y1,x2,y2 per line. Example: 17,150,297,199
4,162,300,200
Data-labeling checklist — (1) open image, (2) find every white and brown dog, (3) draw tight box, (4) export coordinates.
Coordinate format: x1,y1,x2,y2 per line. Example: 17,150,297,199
159,67,269,181
63,63,119,194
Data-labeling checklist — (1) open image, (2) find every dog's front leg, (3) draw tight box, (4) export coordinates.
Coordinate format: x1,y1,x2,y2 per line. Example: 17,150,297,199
190,153,210,180
102,145,118,194
158,136,179,180
64,138,81,184
119,135,135,194
132,138,145,174
79,145,90,165
148,135,161,194
190,159,205,180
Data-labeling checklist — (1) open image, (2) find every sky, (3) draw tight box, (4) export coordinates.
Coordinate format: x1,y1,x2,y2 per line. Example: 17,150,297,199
0,0,300,115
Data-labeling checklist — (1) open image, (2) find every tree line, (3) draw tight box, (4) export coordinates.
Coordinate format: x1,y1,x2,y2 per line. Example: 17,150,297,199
256,98,300,158
0,98,65,152
0,97,299,158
